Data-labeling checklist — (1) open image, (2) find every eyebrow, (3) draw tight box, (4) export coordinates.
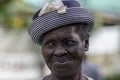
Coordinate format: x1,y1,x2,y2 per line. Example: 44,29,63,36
42,37,57,44
62,36,78,41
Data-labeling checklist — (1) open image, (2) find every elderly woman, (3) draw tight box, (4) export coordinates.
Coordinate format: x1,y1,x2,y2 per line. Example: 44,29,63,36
28,0,94,80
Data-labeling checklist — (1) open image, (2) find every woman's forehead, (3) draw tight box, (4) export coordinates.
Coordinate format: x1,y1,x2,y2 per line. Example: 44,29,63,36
43,25,76,38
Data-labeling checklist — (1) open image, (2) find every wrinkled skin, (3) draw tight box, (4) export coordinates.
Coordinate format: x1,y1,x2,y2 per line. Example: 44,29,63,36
42,25,89,80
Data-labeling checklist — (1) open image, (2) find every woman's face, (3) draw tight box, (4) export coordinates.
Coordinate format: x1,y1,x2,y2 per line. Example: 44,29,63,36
42,25,87,78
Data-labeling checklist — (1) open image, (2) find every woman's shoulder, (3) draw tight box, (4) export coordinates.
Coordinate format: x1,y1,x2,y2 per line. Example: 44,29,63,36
87,77,94,80
40,75,51,80
83,74,94,80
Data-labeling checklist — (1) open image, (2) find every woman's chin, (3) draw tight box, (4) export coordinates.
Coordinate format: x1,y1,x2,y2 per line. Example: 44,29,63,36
54,69,74,78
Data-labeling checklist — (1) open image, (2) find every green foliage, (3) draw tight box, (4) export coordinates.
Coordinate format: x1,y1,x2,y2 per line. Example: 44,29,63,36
0,0,32,30
105,74,120,80
92,12,103,33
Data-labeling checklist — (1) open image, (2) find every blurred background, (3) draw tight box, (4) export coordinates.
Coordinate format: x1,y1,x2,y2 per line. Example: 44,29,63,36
0,0,120,80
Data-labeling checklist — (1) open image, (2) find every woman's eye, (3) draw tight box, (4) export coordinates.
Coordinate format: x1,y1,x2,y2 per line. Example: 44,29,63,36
48,42,54,46
46,41,55,48
64,40,76,47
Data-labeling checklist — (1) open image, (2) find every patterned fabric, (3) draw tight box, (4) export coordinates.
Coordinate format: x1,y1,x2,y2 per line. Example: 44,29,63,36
39,0,67,16
28,0,94,45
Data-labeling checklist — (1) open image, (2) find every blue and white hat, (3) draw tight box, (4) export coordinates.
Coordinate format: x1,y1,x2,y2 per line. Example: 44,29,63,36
28,0,94,45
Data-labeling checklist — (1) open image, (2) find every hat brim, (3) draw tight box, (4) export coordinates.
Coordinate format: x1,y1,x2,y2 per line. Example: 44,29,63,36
28,7,94,45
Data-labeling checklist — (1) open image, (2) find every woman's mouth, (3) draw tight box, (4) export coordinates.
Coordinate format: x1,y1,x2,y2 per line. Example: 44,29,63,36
52,57,71,65
52,58,73,71
54,60,68,65
53,61,71,72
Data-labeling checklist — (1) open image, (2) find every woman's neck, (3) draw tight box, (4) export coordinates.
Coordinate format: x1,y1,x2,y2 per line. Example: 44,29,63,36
50,72,82,80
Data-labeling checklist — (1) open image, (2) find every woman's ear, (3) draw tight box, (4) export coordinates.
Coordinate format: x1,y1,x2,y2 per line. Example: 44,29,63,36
84,39,89,51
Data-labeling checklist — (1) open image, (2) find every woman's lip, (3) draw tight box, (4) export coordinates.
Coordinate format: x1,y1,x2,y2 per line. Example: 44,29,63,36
54,61,68,65
53,60,72,67
52,57,71,64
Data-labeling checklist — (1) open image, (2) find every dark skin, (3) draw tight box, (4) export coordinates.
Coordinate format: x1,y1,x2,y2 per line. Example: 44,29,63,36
42,24,89,80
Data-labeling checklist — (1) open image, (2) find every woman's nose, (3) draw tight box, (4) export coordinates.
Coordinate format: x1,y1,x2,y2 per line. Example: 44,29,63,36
54,46,67,57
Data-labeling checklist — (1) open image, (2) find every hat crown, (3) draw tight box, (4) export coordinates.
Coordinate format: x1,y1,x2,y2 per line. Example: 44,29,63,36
62,0,80,7
33,0,80,20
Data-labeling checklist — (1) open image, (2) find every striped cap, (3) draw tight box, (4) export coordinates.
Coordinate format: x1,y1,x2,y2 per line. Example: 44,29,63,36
28,0,94,45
